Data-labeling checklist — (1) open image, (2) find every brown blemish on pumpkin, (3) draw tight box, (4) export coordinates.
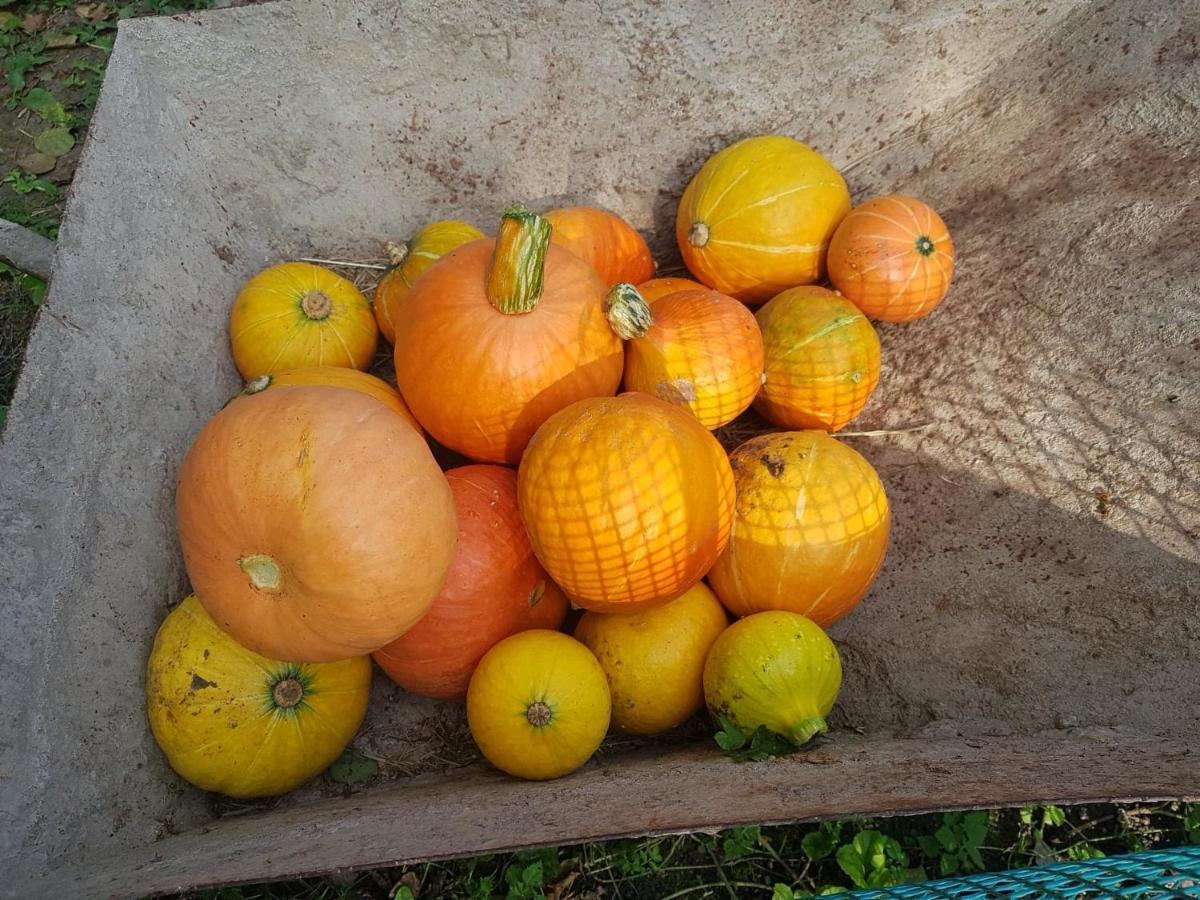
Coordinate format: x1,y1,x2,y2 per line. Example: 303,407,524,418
528,580,546,608
202,649,210,660
656,378,698,404
189,673,217,691
760,454,786,478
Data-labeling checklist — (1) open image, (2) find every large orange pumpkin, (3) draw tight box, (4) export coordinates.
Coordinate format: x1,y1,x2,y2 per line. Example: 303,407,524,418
544,206,655,286
708,431,890,626
240,366,422,435
393,206,624,463
518,393,735,612
828,194,955,322
755,286,881,432
176,385,457,662
637,276,706,305
373,465,568,701
607,284,764,429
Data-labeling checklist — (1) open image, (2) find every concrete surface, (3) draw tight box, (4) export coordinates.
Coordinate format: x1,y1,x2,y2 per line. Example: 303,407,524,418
0,218,55,280
0,0,1196,893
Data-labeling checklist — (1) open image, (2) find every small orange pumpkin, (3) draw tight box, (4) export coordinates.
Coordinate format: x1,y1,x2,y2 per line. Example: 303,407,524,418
755,286,880,432
828,195,954,322
176,385,457,662
708,431,890,626
373,465,567,701
545,206,655,286
240,366,422,435
374,220,485,344
394,206,624,463
606,284,764,429
637,276,706,305
518,393,735,612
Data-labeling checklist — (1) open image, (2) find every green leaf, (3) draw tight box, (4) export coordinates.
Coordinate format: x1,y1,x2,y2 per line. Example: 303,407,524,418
817,885,849,895
916,834,941,858
0,261,47,304
963,811,990,845
391,888,416,900
22,86,67,123
734,726,797,762
714,716,747,753
1043,805,1066,828
5,48,50,89
934,822,958,851
327,748,378,785
34,127,74,157
835,843,867,889
939,853,958,876
802,830,836,861
772,886,796,900
1019,806,1034,826
722,826,761,860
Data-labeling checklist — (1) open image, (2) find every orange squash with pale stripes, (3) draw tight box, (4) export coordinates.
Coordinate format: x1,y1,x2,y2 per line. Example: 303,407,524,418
544,206,655,286
239,366,422,435
636,276,706,304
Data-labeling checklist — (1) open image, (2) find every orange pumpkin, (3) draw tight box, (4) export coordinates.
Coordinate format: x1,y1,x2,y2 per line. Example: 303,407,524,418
828,195,954,323
176,385,457,662
374,220,486,344
393,206,624,463
240,366,422,435
708,431,890,626
373,465,568,701
755,286,880,432
545,206,655,286
606,284,764,429
636,276,706,305
518,393,735,612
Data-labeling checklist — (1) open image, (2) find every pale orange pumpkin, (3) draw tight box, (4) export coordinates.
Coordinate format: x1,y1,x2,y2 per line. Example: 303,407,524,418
373,465,568,701
176,385,457,662
240,366,422,435
637,276,706,305
393,206,623,464
518,393,735,612
545,206,655,286
606,284,764,429
828,194,955,322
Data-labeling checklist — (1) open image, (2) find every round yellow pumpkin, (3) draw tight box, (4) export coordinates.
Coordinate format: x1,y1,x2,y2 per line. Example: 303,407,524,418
229,261,377,378
574,583,728,735
466,630,610,780
676,135,850,305
146,596,371,798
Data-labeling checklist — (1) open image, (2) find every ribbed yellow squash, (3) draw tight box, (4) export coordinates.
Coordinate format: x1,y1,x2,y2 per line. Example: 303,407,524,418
676,135,850,305
145,596,371,798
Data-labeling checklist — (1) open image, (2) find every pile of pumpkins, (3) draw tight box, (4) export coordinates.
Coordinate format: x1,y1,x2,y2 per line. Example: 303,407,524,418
147,135,954,796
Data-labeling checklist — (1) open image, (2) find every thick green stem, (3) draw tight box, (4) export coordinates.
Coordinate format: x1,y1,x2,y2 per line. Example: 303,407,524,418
486,204,552,314
604,283,654,339
790,715,828,747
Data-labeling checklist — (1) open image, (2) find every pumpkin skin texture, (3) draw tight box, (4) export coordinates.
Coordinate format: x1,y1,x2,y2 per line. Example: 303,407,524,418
703,610,842,746
755,286,881,432
637,276,706,305
518,393,735,612
176,385,457,662
607,284,765,429
708,432,890,626
466,630,611,780
574,583,728,735
229,262,377,378
374,220,486,344
676,136,850,305
373,465,568,701
240,366,422,435
393,207,624,464
544,206,655,286
828,194,955,323
146,596,371,798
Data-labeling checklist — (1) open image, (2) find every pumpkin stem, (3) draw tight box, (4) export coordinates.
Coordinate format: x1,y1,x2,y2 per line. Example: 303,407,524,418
688,221,710,248
789,715,828,747
242,375,272,395
604,283,654,339
525,700,554,727
485,204,552,315
528,580,546,608
300,291,333,321
239,554,282,592
384,240,409,267
272,677,304,709
914,235,935,257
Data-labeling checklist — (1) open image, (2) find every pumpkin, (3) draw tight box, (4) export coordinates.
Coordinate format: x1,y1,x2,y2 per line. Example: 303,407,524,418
606,283,764,429
146,596,371,798
636,276,706,305
374,220,486,344
676,135,850,304
703,610,842,746
755,286,881,432
708,431,890,626
544,206,655,286
393,205,624,463
373,465,568,701
240,366,422,434
574,583,728,735
828,194,955,322
176,385,457,662
466,630,611,780
518,392,735,612
229,261,377,378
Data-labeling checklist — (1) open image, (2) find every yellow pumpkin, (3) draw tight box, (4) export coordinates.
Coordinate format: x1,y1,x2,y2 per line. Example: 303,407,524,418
145,596,371,798
229,261,377,378
574,583,728,735
466,630,610,780
703,611,841,747
676,135,850,305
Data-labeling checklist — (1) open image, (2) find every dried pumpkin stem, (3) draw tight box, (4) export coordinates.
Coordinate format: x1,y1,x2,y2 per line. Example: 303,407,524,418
790,715,828,747
604,283,654,340
688,221,710,247
272,677,304,709
526,700,553,727
300,291,332,320
486,204,552,315
242,375,272,396
384,240,409,267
